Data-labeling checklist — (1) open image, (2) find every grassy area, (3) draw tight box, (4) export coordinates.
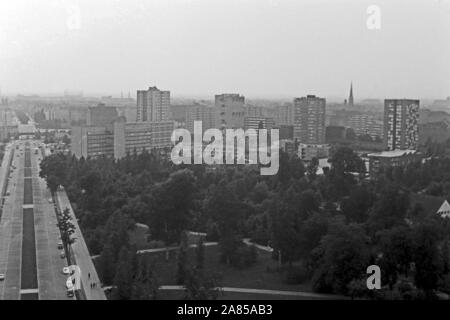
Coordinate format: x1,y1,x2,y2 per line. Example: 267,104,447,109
142,245,314,295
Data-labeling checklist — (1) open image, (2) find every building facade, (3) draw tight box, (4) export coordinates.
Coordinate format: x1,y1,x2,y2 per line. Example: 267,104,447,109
368,149,421,176
72,120,174,159
384,99,419,150
298,143,330,161
71,126,114,158
275,104,294,126
185,104,216,133
294,95,326,144
215,94,246,130
87,103,119,129
347,114,383,139
244,116,275,131
136,86,170,122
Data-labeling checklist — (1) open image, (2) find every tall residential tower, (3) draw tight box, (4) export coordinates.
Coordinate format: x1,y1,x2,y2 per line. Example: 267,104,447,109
293,95,326,144
136,86,170,122
384,99,419,150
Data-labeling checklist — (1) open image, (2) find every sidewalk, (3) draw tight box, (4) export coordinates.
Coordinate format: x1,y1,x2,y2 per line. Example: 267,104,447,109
55,190,106,300
159,285,345,299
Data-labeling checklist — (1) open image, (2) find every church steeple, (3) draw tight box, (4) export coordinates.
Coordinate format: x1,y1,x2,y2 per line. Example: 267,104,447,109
349,82,354,106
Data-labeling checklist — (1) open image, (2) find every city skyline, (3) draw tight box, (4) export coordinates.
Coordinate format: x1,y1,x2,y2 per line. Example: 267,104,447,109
0,0,449,99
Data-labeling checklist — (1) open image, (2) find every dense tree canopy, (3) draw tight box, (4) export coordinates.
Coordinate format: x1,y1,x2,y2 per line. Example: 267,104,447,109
40,145,450,299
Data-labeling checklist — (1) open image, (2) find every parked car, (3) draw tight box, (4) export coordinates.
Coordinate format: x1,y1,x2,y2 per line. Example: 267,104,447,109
60,251,66,259
67,289,74,298
57,241,63,249
66,278,74,289
0,274,5,281
62,267,70,275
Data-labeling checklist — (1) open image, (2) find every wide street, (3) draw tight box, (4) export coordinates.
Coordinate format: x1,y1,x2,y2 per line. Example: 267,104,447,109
0,140,72,300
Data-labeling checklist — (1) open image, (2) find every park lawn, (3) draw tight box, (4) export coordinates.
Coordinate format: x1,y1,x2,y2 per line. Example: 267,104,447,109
141,245,314,294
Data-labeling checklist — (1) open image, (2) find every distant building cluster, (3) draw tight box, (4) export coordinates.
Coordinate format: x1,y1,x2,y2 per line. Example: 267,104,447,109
71,86,174,159
0,98,19,141
16,82,447,177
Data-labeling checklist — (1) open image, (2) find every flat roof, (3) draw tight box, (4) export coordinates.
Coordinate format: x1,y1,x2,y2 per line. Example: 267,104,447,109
368,149,417,158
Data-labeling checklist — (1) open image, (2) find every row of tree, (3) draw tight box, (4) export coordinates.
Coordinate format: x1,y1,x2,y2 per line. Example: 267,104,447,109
39,145,450,299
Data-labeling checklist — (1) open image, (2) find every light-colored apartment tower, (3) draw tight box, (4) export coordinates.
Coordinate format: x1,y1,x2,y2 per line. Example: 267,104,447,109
384,99,419,150
293,95,326,144
136,86,170,122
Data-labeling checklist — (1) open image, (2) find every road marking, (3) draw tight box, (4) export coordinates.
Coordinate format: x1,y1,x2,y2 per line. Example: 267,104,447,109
20,288,38,294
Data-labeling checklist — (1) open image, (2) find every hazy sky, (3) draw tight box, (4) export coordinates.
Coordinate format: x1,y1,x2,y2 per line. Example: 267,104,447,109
0,0,449,99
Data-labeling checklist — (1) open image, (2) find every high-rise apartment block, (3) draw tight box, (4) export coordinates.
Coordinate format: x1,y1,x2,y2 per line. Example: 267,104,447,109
294,95,326,144
384,99,419,150
185,104,216,133
136,86,170,122
275,104,294,126
215,94,246,129
87,103,119,129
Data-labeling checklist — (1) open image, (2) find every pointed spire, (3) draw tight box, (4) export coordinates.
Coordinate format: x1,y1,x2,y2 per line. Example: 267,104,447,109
349,82,354,106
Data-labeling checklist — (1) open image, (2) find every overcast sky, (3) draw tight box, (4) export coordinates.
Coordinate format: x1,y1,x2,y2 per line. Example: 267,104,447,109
0,0,449,100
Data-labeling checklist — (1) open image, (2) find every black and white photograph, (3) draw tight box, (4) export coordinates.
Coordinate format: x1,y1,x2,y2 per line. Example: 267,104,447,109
0,0,450,314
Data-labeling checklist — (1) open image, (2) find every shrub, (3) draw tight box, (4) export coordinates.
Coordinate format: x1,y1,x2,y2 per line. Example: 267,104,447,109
282,265,309,285
230,245,258,269
438,274,450,294
347,278,368,299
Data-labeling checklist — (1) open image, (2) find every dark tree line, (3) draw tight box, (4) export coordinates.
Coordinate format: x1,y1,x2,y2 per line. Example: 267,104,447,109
40,146,450,299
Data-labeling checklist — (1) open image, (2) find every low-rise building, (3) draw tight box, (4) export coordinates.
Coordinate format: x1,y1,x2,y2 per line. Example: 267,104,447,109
298,143,330,161
367,149,421,176
71,126,114,158
72,120,174,159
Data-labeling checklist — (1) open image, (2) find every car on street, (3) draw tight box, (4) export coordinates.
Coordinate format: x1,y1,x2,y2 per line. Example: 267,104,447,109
66,278,74,290
67,289,74,298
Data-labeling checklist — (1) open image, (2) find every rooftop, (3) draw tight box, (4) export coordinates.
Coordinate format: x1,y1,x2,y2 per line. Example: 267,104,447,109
368,149,417,158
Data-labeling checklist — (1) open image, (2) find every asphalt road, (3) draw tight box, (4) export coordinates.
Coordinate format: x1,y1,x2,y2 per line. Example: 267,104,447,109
0,141,72,300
